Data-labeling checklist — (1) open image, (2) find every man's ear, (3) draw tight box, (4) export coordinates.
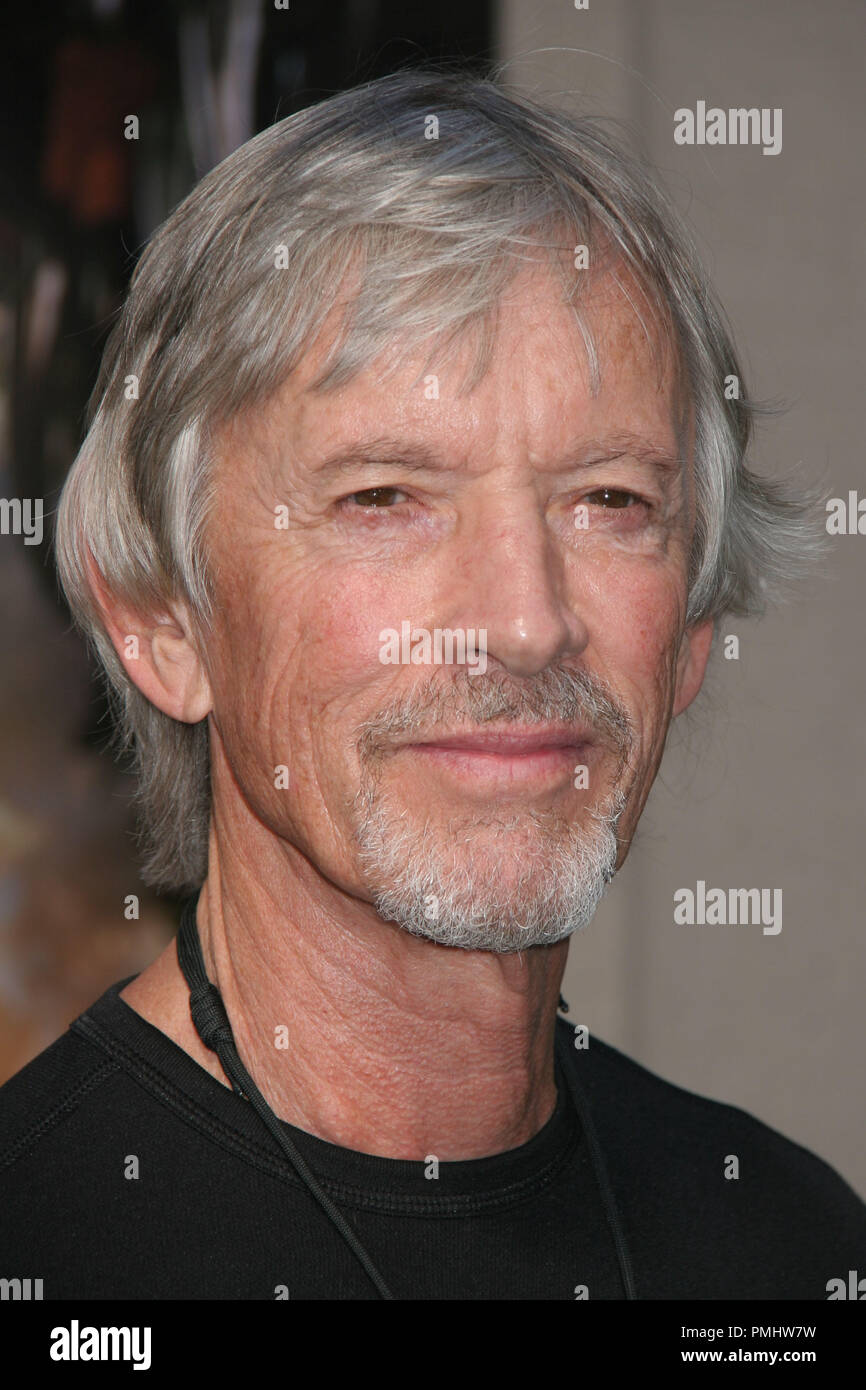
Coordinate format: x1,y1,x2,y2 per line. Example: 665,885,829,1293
84,550,212,724
672,617,715,717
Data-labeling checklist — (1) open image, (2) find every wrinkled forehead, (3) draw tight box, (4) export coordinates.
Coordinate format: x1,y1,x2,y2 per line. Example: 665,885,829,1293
227,256,691,472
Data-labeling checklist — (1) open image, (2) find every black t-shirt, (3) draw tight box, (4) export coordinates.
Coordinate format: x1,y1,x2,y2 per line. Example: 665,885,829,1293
0,977,863,1300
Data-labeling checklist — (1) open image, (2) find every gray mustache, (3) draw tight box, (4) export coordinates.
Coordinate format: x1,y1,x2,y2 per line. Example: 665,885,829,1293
356,665,634,759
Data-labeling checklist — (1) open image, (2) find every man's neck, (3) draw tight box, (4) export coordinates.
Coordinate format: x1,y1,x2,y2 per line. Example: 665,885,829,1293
121,839,567,1161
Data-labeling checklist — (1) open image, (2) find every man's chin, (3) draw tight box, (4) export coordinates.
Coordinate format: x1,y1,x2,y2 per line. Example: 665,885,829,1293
355,813,620,951
380,907,596,954
350,762,628,949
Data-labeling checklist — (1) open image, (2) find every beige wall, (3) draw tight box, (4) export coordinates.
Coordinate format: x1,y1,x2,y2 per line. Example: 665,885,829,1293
497,0,865,1197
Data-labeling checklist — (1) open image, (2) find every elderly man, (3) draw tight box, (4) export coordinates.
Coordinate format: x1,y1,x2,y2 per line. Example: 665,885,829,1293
2,69,863,1301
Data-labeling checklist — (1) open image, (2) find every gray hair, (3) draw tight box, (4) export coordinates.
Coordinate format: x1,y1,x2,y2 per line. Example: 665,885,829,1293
53,67,817,894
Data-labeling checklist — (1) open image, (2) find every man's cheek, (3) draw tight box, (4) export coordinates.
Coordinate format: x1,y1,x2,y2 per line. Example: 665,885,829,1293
591,594,684,768
599,570,685,676
309,573,423,678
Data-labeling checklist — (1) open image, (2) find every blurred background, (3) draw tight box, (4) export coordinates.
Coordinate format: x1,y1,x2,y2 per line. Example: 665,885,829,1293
1,0,863,1197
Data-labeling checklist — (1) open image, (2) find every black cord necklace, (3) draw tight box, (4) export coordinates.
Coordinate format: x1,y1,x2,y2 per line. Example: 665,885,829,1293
176,893,637,1301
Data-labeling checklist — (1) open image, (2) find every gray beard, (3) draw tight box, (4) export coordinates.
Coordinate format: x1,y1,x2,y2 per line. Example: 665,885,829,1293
350,664,633,952
352,780,626,952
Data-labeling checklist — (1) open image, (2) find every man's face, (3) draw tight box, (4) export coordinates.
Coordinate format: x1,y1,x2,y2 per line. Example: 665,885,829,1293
202,262,706,949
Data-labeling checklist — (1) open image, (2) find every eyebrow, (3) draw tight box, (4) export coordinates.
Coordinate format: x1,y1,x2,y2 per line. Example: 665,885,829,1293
572,433,686,476
312,432,685,478
314,439,445,477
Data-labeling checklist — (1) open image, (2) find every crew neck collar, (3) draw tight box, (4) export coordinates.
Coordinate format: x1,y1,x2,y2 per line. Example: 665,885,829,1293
75,977,582,1211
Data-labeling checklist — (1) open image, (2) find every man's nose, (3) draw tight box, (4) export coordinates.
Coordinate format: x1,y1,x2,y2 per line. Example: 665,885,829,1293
450,489,589,678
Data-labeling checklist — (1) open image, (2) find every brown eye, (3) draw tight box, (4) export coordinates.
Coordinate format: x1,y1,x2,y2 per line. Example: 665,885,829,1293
586,488,639,509
345,487,406,508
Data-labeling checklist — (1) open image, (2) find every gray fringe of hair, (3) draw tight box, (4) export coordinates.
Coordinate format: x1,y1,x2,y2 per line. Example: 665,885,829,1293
53,68,820,894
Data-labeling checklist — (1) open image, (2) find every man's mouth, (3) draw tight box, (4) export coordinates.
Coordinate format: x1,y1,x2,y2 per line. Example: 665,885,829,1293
392,726,596,789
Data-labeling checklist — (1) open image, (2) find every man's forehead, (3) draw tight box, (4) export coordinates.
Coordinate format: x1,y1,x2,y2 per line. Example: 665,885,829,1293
236,262,687,468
